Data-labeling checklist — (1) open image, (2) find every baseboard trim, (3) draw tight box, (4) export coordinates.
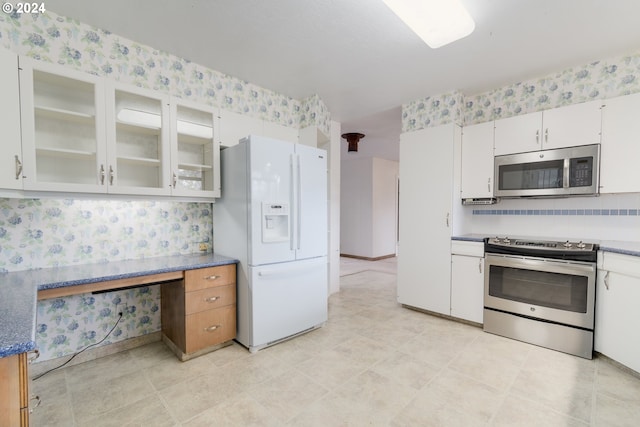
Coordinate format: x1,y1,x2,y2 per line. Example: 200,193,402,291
30,331,162,377
340,253,396,261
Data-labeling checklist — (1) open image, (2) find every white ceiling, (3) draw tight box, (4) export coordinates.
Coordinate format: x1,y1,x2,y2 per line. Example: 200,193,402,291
47,0,640,161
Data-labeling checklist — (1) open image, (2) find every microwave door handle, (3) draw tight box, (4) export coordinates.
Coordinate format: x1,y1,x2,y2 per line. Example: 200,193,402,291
563,158,570,188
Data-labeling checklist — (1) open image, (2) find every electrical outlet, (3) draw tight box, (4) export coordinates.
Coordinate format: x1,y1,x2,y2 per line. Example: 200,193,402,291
115,302,127,317
199,242,209,252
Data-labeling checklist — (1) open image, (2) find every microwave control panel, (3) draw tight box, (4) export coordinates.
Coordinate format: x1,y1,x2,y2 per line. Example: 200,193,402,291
569,156,593,187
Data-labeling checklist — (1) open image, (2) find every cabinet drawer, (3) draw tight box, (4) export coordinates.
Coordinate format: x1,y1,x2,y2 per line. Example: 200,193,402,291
185,284,236,315
451,240,484,257
185,306,236,353
184,264,235,292
601,252,640,279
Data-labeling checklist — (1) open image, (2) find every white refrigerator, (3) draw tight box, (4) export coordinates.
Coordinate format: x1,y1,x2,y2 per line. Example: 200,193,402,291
213,135,328,352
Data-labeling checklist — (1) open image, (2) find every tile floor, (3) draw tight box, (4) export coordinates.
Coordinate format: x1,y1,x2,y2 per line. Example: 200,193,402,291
30,257,640,426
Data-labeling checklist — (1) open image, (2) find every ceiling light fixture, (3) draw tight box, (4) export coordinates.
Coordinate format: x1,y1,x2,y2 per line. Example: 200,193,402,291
342,132,365,152
382,0,475,48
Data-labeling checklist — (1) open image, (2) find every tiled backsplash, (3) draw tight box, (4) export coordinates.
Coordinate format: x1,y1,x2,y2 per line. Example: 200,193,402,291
463,193,640,242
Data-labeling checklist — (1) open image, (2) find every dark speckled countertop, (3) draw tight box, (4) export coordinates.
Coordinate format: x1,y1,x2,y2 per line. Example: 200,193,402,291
0,253,237,359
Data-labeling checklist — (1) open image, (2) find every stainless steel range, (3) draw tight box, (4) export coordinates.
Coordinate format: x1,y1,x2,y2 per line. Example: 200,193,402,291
484,237,598,359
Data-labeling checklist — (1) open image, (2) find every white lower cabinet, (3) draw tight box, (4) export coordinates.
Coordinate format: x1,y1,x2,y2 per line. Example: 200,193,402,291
450,241,484,323
397,124,459,315
595,251,640,373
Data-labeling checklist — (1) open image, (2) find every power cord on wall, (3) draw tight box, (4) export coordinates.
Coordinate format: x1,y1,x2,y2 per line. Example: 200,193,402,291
32,312,123,381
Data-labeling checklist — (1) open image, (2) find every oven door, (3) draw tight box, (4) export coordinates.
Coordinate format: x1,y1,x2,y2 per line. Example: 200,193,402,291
484,254,596,329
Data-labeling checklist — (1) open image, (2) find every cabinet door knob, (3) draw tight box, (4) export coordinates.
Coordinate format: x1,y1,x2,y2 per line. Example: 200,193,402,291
604,271,610,290
99,164,105,185
205,296,220,303
487,177,491,192
205,275,220,281
478,259,483,274
545,128,549,142
204,325,221,332
109,165,114,185
536,130,540,144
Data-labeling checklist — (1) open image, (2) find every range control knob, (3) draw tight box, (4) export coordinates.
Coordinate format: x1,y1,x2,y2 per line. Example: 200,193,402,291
502,237,511,244
563,240,573,248
577,241,586,249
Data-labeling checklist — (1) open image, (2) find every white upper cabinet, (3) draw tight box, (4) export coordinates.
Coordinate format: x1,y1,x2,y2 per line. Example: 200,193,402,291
218,108,299,148
461,121,494,199
105,82,171,196
600,92,640,194
494,100,602,155
494,111,541,155
18,57,227,198
170,99,220,198
19,57,107,193
541,100,602,149
263,120,299,143
0,49,23,192
217,108,263,147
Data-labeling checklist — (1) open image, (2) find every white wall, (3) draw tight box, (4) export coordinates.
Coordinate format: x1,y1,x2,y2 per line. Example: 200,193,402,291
323,120,342,295
341,157,399,258
372,158,399,256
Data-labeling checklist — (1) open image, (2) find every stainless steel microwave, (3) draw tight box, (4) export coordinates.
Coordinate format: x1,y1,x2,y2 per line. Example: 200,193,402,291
494,144,600,198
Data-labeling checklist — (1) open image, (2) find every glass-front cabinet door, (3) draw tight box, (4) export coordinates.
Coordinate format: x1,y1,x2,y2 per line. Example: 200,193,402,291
0,49,23,192
170,100,220,198
106,83,171,195
19,58,107,192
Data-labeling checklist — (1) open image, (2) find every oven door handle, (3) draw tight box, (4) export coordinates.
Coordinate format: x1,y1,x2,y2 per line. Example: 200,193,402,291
485,253,596,277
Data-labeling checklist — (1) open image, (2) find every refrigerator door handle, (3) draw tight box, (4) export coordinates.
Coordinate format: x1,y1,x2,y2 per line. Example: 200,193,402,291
257,262,321,277
290,154,295,251
297,154,302,250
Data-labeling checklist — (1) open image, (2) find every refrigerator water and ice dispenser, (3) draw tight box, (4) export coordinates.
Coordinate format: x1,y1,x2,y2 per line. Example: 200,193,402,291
261,202,290,243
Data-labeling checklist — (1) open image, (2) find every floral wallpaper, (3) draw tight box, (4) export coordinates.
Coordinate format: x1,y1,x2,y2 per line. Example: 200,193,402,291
0,10,331,133
403,51,640,131
402,91,464,132
0,199,212,272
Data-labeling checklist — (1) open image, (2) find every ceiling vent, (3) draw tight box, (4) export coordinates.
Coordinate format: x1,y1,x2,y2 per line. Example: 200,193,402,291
341,132,365,152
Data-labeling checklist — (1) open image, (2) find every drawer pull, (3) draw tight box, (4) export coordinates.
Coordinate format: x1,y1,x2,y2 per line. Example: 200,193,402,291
27,349,40,363
204,275,221,281
204,325,221,332
205,296,220,303
29,394,41,413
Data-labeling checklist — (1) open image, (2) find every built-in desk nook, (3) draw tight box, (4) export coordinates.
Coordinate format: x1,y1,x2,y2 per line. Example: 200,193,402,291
0,253,237,426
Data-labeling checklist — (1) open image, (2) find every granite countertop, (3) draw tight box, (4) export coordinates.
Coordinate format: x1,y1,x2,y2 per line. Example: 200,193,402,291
0,253,237,359
452,234,640,257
